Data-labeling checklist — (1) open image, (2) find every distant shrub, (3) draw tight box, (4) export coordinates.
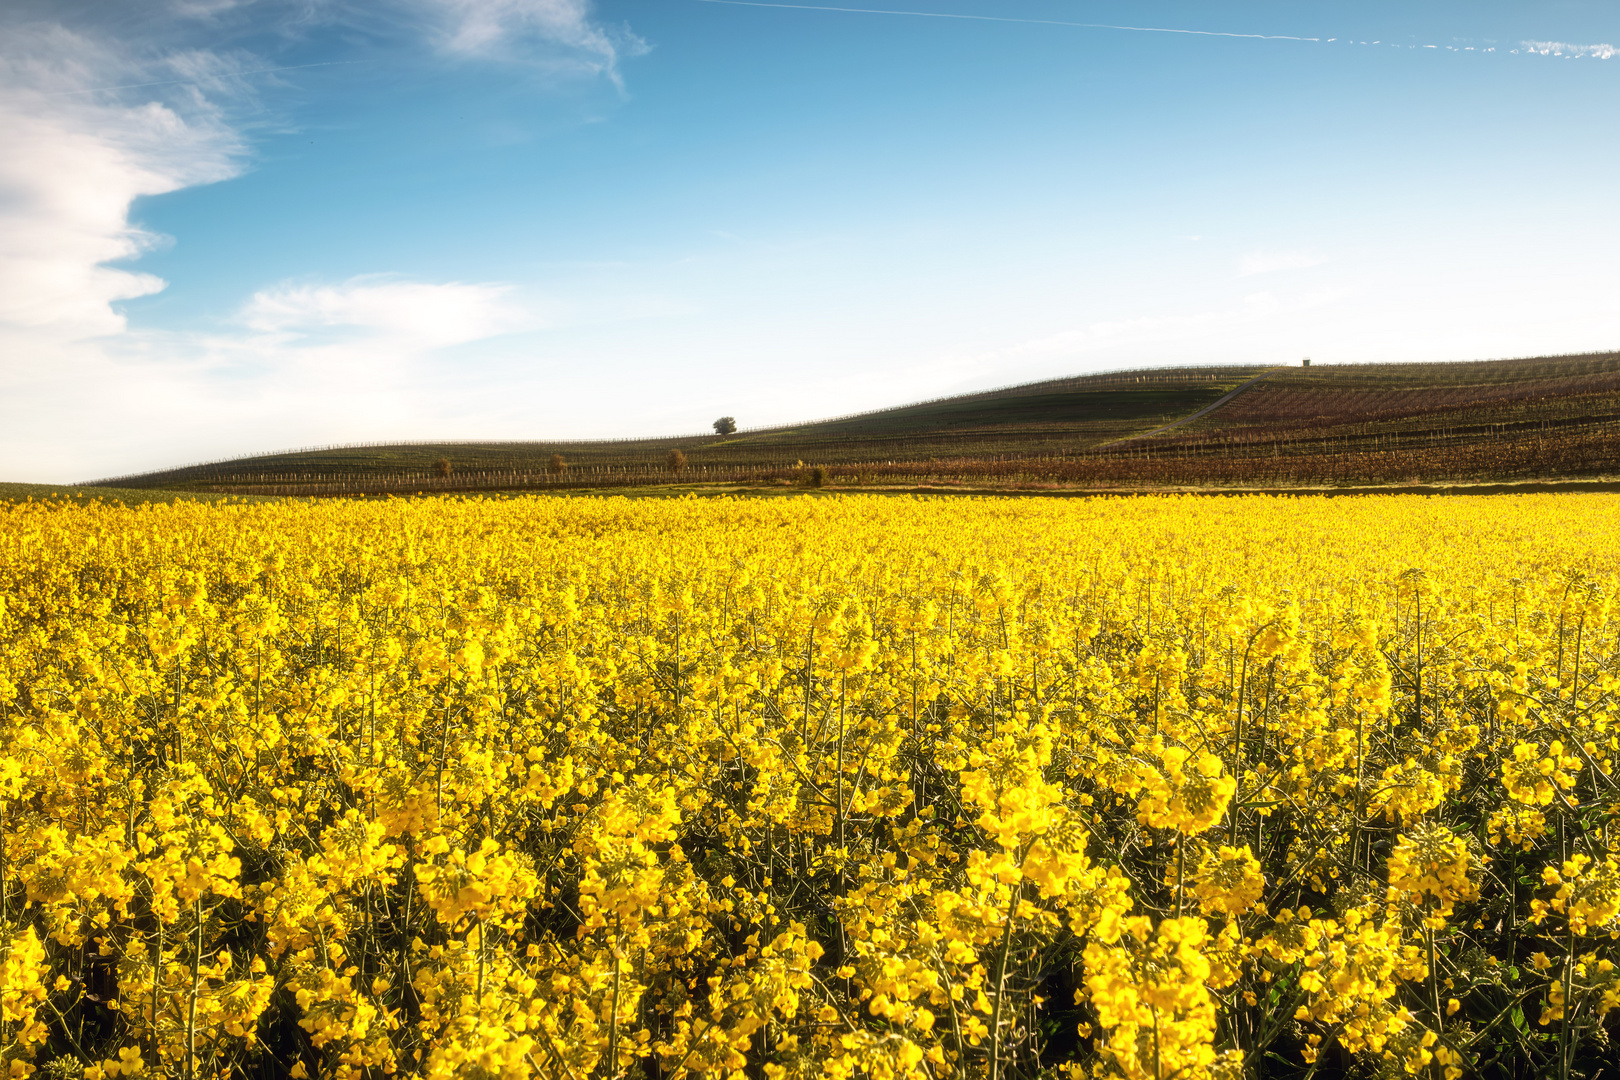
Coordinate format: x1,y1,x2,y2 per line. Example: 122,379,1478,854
713,416,737,435
548,454,567,475
433,458,452,478
810,466,826,488
667,449,687,474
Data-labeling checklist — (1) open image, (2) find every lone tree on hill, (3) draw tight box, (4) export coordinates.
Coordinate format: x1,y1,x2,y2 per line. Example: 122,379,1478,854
433,458,452,478
548,454,567,475
666,449,687,474
713,416,737,435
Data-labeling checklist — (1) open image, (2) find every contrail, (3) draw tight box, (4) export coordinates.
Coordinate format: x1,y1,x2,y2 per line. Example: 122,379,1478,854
692,1,1620,59
691,0,1320,42
1520,40,1617,59
44,60,370,97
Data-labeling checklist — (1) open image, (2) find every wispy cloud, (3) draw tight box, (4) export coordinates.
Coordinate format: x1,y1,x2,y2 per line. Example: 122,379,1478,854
0,21,245,478
140,277,541,442
416,0,648,79
240,276,532,346
0,24,243,338
167,0,250,19
1237,250,1327,278
6,268,544,482
0,11,566,480
0,0,649,478
52,275,540,482
1520,40,1618,60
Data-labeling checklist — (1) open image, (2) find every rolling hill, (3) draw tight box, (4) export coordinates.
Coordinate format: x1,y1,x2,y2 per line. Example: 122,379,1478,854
84,351,1620,495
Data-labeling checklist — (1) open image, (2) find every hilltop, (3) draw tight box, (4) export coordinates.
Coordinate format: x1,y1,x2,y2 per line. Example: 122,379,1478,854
84,352,1620,495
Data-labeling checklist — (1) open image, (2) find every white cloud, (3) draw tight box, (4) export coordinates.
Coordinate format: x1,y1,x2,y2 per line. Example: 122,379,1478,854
241,277,531,346
1237,249,1327,277
0,6,619,480
100,277,541,457
20,275,542,483
416,0,647,78
0,26,241,338
1521,40,1618,60
0,22,256,478
0,0,634,352
220,275,537,414
0,20,545,480
168,0,249,18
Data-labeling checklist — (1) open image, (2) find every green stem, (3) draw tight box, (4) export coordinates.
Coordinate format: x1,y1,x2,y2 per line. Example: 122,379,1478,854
608,936,621,1080
187,899,201,1080
1560,924,1575,1080
988,847,1029,1080
1175,837,1186,919
151,914,163,1061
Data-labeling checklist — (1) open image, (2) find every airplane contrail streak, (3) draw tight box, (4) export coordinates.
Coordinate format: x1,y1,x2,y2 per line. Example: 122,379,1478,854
690,0,1321,42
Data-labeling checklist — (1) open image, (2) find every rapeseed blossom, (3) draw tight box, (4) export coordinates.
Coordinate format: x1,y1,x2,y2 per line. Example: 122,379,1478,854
1,492,1619,1077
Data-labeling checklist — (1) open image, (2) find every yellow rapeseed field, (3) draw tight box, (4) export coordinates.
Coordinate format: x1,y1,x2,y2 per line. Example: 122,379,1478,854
2,492,1618,1080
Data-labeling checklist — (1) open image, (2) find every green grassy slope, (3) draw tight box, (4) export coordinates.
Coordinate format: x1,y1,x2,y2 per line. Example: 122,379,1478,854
90,366,1266,490
77,351,1620,494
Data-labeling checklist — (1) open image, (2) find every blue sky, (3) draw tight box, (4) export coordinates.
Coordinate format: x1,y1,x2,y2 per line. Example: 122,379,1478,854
2,0,1617,480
